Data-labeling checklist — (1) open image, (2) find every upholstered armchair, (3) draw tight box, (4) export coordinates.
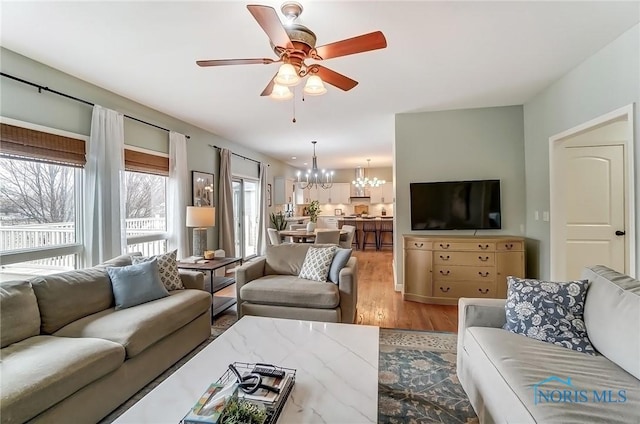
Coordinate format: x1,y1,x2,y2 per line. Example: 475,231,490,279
235,244,358,323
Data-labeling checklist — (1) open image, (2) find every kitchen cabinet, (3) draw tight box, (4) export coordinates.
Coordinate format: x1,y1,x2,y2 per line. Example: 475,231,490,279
316,186,332,204
317,216,339,229
273,177,295,205
295,183,317,204
403,235,525,305
370,183,394,204
317,183,351,204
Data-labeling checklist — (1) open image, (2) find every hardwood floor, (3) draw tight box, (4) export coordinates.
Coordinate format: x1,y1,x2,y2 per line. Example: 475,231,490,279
353,250,458,332
216,249,458,332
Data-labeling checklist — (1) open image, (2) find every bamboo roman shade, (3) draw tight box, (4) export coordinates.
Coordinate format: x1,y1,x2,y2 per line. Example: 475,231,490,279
0,123,86,167
124,149,169,176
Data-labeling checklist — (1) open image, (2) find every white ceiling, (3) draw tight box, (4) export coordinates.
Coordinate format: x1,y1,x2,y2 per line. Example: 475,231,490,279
1,1,638,169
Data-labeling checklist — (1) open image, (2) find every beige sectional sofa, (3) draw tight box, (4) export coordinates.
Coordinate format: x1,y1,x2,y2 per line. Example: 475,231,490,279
0,255,212,424
235,243,358,323
457,265,640,423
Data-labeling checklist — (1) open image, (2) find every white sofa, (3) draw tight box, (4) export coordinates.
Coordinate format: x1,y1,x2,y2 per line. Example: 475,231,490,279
457,265,640,423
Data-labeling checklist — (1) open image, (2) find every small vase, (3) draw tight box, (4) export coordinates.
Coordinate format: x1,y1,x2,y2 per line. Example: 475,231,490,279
306,222,316,232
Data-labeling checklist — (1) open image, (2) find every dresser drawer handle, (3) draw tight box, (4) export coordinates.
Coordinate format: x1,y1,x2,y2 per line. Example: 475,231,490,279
478,288,490,294
440,243,450,249
414,242,424,248
478,256,490,262
505,243,514,250
439,255,450,260
439,286,450,293
439,270,450,276
478,271,490,277
478,244,489,250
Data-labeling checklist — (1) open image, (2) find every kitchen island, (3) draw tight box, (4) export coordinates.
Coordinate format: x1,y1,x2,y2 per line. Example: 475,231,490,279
337,217,394,250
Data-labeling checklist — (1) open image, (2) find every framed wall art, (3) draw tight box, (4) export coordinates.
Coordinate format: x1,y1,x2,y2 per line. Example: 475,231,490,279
192,171,215,207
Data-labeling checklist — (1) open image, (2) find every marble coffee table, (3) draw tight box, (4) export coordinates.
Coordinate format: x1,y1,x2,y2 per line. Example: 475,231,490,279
114,316,379,423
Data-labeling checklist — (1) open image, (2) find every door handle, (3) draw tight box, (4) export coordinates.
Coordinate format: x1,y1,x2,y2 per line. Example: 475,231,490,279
615,230,626,236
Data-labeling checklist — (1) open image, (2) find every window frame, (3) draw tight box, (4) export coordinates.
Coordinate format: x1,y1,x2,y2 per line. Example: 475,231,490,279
0,117,86,269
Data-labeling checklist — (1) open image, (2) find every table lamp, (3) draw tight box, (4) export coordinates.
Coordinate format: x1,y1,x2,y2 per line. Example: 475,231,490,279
186,206,215,257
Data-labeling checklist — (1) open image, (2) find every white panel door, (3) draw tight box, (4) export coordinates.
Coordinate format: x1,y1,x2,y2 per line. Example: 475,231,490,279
562,145,625,279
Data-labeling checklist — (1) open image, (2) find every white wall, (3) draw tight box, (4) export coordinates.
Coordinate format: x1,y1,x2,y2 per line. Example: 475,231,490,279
523,24,639,278
0,47,296,251
394,105,526,289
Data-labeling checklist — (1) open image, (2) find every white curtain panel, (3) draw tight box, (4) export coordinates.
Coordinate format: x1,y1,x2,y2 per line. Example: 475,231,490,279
167,131,189,259
257,162,268,255
218,148,235,257
84,105,125,266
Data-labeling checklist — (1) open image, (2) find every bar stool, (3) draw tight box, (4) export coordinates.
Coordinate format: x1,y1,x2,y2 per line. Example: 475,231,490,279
341,219,359,250
378,219,394,250
361,220,378,250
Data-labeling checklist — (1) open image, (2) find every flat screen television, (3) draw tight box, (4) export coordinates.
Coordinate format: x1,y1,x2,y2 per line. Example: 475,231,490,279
410,180,501,230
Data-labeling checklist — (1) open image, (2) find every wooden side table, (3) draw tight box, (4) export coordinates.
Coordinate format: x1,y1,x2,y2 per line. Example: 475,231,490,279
177,257,242,319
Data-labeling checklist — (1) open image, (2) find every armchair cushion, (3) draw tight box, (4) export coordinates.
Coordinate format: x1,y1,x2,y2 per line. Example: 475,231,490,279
299,246,337,282
240,275,340,309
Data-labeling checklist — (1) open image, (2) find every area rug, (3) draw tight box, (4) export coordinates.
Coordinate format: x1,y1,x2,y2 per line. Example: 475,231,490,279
101,314,477,424
378,329,478,424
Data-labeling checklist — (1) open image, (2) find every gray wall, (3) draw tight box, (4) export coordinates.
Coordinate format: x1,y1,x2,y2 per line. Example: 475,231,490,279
394,105,526,289
0,47,295,251
523,23,640,279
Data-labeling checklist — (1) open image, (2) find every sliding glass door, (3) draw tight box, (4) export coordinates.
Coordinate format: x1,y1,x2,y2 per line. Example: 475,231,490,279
232,178,259,260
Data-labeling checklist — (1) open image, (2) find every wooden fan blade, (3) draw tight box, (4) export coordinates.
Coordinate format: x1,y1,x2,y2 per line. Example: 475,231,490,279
197,58,275,67
247,5,294,50
313,65,358,91
314,31,387,60
260,74,277,96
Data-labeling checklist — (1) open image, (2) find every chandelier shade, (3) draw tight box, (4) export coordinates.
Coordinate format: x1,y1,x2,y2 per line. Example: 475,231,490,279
297,141,334,190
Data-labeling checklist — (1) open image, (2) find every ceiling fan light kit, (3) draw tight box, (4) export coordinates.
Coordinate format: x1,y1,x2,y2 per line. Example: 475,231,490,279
196,2,387,101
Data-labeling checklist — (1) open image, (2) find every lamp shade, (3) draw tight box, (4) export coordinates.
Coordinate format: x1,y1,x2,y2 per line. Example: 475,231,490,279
186,206,215,228
303,75,327,96
270,84,293,101
274,63,300,86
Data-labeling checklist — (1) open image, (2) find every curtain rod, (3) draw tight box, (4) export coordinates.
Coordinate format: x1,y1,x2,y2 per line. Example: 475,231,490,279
1,72,190,139
209,144,269,166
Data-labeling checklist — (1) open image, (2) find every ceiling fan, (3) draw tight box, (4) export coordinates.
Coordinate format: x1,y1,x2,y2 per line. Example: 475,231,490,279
196,2,387,99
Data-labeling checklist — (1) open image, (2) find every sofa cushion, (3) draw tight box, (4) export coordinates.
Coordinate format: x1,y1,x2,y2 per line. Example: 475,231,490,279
582,265,640,379
0,280,41,348
328,248,352,284
240,275,340,309
504,276,595,355
132,250,184,291
464,327,640,423
108,259,170,310
0,335,125,424
30,268,114,334
265,243,312,276
53,289,211,358
299,246,337,282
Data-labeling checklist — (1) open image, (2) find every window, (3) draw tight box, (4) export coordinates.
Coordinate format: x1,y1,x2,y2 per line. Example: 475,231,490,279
124,170,168,256
123,148,169,257
0,122,85,281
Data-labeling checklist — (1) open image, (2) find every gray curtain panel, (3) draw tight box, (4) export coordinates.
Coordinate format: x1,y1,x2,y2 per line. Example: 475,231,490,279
257,162,268,256
218,148,235,257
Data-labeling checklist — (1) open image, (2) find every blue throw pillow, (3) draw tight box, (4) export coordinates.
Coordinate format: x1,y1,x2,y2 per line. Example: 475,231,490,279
504,276,595,355
107,259,169,310
328,248,352,284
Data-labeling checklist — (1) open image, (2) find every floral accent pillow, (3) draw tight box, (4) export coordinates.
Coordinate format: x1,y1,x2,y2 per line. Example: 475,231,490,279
503,276,595,355
132,250,184,291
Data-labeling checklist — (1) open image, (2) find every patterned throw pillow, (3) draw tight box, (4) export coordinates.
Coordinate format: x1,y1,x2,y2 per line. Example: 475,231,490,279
132,250,184,291
299,246,337,282
504,276,595,355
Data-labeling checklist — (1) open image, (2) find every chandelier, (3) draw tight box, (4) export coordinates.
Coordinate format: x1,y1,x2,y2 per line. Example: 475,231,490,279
353,159,385,188
296,141,334,189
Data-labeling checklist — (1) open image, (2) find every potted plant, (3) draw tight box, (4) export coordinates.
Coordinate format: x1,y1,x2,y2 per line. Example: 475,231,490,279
269,211,288,231
306,200,320,231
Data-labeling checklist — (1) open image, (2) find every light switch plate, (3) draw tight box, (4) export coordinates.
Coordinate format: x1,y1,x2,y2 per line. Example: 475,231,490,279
543,211,550,222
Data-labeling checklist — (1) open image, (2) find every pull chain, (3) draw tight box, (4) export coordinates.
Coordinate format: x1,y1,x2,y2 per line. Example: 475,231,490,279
292,87,296,123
